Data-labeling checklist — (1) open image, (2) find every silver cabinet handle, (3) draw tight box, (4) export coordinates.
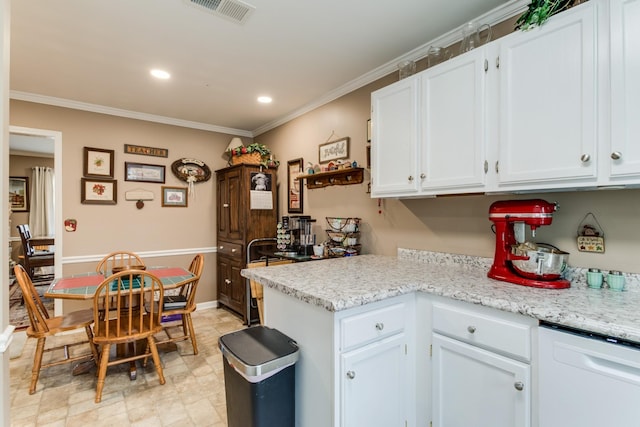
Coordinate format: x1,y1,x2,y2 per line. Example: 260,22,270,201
224,279,231,285
514,381,524,391
420,173,426,179
346,371,356,379
467,326,476,334
231,248,237,253
611,151,622,160
580,154,591,162
375,322,384,331
408,176,414,182
223,203,229,208
219,246,224,250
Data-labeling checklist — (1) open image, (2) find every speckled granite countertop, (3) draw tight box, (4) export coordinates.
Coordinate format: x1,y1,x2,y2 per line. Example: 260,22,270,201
241,249,640,343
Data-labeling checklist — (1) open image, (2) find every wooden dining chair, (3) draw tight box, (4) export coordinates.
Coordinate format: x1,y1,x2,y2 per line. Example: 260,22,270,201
16,224,55,283
95,251,145,275
13,264,99,394
156,254,204,354
92,269,166,403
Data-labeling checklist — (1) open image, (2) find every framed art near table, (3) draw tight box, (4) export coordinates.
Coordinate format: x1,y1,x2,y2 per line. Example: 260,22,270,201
125,162,166,183
9,176,29,212
319,137,349,163
83,147,114,178
81,178,117,205
161,186,188,207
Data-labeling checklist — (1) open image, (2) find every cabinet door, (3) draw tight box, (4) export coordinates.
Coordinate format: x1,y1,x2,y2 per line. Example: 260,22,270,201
609,0,640,182
420,48,488,193
432,333,530,427
497,2,597,189
216,167,243,241
371,76,420,197
341,333,409,427
216,254,245,317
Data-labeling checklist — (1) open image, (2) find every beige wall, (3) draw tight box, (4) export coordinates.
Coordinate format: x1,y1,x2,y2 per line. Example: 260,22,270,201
256,79,640,274
10,99,246,305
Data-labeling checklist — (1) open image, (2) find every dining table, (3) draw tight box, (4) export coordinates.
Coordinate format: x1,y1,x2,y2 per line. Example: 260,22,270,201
45,266,195,379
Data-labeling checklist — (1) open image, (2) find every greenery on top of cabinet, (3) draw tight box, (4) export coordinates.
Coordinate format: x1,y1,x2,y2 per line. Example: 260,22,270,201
515,0,579,30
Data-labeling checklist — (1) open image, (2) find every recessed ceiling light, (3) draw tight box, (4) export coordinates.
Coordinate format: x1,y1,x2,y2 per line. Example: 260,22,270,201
150,69,171,79
257,96,272,104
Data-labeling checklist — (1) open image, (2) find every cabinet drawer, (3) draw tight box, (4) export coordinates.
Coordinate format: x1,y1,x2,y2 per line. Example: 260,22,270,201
432,302,532,361
217,241,243,258
341,303,406,350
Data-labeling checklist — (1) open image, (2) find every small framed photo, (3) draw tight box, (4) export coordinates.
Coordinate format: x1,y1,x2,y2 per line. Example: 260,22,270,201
125,162,166,183
162,186,188,207
81,178,117,205
83,147,114,178
9,176,29,212
287,158,303,213
319,137,349,163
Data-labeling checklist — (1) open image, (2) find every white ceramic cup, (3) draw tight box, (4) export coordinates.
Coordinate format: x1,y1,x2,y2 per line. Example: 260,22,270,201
313,245,324,257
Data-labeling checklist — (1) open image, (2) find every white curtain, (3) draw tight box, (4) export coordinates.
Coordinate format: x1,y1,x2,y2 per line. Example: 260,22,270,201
29,166,55,236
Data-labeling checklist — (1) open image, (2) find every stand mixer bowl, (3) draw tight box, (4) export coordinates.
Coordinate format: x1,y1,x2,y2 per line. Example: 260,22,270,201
510,242,569,280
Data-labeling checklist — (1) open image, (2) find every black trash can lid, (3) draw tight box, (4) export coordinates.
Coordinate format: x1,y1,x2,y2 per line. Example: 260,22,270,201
219,326,299,377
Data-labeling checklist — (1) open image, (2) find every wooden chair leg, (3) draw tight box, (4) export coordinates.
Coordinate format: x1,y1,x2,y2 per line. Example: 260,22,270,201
95,343,111,403
147,337,166,385
185,313,198,355
84,325,100,364
29,337,46,394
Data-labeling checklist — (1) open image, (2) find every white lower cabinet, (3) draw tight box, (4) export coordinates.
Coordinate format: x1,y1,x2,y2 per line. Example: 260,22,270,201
430,298,536,427
432,334,531,427
341,333,408,427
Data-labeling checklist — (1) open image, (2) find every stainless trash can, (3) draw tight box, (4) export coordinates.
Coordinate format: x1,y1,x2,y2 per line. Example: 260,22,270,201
219,326,299,427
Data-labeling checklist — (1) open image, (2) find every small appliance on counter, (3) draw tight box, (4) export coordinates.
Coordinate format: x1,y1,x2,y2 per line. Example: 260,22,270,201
488,199,570,289
279,216,317,256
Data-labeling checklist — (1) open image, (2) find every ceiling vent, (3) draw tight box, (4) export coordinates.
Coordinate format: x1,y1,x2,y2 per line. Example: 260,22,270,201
185,0,255,24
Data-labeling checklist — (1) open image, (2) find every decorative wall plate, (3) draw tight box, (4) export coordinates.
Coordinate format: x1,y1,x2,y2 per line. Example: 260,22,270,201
171,158,212,183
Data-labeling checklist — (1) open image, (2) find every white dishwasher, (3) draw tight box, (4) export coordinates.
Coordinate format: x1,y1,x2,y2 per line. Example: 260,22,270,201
539,323,640,427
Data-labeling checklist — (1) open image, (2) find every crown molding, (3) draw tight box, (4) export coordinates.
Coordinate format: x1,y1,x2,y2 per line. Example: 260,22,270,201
10,91,253,138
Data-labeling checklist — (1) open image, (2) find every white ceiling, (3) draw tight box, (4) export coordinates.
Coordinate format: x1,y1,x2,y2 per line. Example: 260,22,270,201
10,0,517,136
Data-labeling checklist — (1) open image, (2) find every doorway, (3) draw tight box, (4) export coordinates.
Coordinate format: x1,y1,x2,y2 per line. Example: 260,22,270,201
9,126,63,314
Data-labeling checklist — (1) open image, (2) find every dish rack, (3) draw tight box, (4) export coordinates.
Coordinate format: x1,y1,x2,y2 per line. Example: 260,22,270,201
325,217,361,257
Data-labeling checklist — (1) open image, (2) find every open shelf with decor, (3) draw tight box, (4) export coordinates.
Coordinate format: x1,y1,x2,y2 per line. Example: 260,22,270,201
297,167,364,189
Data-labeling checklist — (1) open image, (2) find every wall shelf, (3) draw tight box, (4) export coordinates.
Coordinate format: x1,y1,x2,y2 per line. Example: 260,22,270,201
297,167,364,189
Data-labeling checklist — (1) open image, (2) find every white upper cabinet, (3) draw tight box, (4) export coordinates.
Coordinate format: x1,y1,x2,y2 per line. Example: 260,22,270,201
495,1,598,191
420,47,489,194
371,76,420,197
607,0,640,183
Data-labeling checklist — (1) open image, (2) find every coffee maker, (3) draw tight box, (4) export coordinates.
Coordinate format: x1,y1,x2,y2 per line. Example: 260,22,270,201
488,199,570,289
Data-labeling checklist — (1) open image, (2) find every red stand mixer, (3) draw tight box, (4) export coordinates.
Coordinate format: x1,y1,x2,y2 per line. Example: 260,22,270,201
488,199,570,289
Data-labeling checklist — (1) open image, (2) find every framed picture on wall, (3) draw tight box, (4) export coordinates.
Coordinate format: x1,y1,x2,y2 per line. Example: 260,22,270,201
319,137,349,163
287,158,303,213
9,176,29,212
81,178,117,205
83,147,115,178
161,186,188,207
125,162,166,183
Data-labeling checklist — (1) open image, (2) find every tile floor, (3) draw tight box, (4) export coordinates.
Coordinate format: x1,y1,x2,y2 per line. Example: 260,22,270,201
9,307,245,426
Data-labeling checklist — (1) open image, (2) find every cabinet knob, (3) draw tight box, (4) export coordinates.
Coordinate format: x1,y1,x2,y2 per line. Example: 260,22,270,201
231,248,237,253
611,151,622,160
219,246,224,250
375,322,384,331
408,175,414,182
420,173,426,179
223,203,229,208
514,381,524,391
346,370,356,379
467,325,476,334
224,279,231,285
580,154,591,163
